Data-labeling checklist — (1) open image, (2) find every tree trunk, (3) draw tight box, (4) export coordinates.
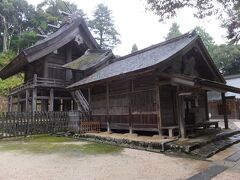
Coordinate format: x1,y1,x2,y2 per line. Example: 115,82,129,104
0,14,8,52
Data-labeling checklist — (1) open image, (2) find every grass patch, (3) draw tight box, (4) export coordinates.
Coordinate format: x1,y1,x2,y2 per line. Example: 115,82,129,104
0,135,122,155
0,134,73,143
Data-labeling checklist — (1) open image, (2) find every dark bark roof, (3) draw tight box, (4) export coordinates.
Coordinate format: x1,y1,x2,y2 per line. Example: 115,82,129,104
69,31,225,89
63,49,114,71
0,14,100,80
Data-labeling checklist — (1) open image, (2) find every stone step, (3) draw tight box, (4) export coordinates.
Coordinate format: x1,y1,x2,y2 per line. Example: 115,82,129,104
190,134,240,158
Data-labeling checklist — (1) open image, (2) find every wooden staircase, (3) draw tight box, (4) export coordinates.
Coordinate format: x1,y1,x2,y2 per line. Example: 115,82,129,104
71,90,89,112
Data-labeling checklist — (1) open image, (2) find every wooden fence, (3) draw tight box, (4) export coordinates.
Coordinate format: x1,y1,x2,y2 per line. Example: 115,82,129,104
0,110,101,138
0,112,69,138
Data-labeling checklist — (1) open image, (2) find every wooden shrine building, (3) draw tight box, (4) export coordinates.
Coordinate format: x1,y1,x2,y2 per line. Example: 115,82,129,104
68,31,240,138
1,13,240,138
0,14,114,112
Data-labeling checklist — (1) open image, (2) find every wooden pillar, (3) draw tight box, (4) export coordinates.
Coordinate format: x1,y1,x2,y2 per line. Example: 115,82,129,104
8,96,13,112
204,91,209,121
106,83,111,133
17,93,21,112
221,93,229,129
43,58,48,78
129,79,133,134
49,88,54,111
66,47,72,81
32,88,37,112
88,88,92,117
25,89,29,112
177,88,186,138
155,80,163,136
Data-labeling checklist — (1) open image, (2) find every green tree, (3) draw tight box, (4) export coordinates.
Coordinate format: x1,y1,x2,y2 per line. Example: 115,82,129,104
131,43,138,53
194,26,215,56
165,22,182,40
145,0,240,44
0,0,36,52
89,3,121,49
211,45,240,75
0,51,23,95
35,0,87,34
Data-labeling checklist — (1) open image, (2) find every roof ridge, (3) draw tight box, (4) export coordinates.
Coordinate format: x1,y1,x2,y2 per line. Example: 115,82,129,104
111,31,198,63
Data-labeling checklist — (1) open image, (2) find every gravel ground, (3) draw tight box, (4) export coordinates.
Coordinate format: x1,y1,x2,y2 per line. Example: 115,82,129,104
0,147,210,180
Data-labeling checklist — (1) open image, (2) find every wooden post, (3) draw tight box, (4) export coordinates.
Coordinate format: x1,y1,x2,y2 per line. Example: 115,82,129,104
155,80,163,136
8,96,13,112
25,89,29,112
177,88,186,138
66,47,72,81
32,88,37,112
221,93,229,129
17,93,21,112
49,88,54,111
129,79,133,134
204,91,209,121
106,83,111,133
88,88,92,118
43,58,48,78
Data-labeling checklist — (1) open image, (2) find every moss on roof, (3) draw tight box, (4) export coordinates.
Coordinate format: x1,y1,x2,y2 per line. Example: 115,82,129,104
63,50,112,71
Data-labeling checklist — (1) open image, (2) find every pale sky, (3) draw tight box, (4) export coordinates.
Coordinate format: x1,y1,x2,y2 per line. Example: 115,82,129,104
27,0,227,56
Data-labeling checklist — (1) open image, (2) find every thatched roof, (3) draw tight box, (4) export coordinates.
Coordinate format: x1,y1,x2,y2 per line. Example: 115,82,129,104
63,49,114,71
0,14,100,80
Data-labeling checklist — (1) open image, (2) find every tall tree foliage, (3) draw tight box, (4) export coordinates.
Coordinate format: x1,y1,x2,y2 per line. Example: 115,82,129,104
194,26,215,56
165,22,182,40
145,0,240,44
131,43,138,53
89,3,120,49
36,0,87,34
0,0,36,52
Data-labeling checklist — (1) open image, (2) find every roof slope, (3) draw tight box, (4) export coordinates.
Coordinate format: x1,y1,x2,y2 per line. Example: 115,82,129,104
68,32,201,88
0,14,100,79
68,31,225,89
63,49,114,71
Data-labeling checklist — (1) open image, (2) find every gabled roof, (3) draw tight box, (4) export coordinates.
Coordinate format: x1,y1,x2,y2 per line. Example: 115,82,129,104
63,49,114,71
0,14,100,80
68,31,225,89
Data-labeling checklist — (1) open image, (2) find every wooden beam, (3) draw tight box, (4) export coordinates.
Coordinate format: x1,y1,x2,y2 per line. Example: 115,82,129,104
106,83,111,133
49,88,54,111
155,80,163,136
129,79,133,134
221,93,229,129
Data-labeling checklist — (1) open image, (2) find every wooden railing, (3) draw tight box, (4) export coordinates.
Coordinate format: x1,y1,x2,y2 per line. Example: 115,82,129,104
9,75,71,95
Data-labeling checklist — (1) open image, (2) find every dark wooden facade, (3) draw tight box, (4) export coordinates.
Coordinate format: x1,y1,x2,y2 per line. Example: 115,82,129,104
69,31,240,138
0,15,103,113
